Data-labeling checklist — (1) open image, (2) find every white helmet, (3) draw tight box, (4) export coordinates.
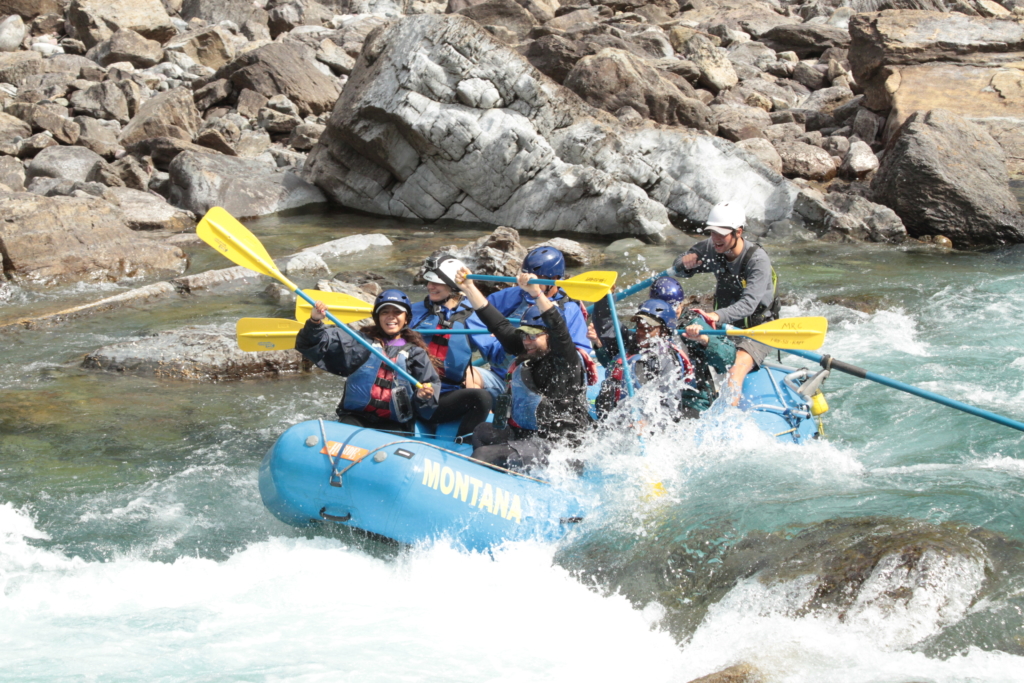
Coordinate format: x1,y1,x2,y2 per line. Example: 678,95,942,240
423,255,466,287
703,202,746,235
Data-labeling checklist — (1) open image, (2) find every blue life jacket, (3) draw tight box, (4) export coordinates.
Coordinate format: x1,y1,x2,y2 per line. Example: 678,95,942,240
508,362,544,432
410,298,475,394
341,341,414,422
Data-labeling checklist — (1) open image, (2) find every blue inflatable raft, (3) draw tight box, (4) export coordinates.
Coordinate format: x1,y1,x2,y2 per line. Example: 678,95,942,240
259,363,824,549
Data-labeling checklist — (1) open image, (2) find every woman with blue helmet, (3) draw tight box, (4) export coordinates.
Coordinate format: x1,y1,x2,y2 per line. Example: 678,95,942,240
409,255,494,436
296,289,440,432
591,282,735,419
455,267,590,473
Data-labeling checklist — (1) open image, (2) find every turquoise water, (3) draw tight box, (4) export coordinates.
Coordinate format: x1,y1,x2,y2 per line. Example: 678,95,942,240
2,209,1023,682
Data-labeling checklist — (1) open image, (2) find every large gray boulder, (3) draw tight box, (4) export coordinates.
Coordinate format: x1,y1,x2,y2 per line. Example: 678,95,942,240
82,323,307,380
871,109,1024,247
119,87,202,148
168,150,327,218
66,0,176,49
107,187,196,232
86,29,165,69
0,192,186,285
25,145,106,183
312,15,685,240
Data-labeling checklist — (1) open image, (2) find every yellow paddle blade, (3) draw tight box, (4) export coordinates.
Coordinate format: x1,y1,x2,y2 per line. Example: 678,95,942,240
294,290,373,325
726,316,828,351
197,207,295,288
236,318,303,352
557,270,618,302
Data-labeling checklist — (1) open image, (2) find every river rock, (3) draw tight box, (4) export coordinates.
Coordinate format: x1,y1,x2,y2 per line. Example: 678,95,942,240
66,0,176,49
82,323,308,380
530,236,602,266
871,108,1024,247
0,111,32,154
762,23,850,59
301,233,393,259
164,25,237,70
215,42,342,118
87,29,165,69
69,80,132,124
564,48,717,131
106,187,197,231
774,139,837,181
0,191,186,285
0,14,26,52
305,14,676,242
841,140,879,178
849,11,1024,175
679,33,739,94
821,191,906,242
736,137,783,174
25,145,106,183
418,226,528,293
119,87,202,148
167,150,327,218
457,0,538,41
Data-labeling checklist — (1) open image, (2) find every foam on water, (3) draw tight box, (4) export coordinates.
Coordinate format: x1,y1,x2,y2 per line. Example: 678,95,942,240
1,505,686,682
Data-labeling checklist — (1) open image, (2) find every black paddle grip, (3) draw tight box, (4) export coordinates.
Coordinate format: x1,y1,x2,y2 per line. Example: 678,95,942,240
820,355,867,379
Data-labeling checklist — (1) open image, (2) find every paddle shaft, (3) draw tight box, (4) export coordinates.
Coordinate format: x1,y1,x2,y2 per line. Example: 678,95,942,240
468,274,561,287
607,292,635,398
585,269,674,314
786,348,1024,434
204,215,424,388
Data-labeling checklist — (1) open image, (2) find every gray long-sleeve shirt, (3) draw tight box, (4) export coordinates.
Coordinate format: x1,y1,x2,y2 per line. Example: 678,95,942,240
673,238,774,326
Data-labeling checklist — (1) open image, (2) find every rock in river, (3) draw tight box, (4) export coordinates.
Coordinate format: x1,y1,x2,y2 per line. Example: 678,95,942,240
82,323,309,380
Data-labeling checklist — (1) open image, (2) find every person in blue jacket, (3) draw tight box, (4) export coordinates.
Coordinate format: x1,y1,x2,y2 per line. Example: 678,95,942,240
470,246,592,378
296,289,439,432
410,255,495,436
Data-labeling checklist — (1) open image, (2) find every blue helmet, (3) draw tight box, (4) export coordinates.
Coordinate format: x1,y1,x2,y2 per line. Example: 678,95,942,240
519,304,558,332
634,298,677,330
650,276,685,305
521,246,565,280
373,289,412,320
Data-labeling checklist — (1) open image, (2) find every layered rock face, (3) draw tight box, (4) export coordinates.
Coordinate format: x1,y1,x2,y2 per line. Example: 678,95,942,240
304,14,801,242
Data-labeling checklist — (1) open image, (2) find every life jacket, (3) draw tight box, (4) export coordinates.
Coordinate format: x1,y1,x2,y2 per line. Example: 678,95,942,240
712,242,780,329
341,341,413,422
410,298,474,393
505,353,588,433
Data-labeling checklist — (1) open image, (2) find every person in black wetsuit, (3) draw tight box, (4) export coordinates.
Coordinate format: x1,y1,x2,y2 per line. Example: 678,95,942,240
295,289,439,432
455,268,590,473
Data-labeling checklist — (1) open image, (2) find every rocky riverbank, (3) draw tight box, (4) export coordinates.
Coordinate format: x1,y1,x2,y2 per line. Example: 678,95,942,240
0,0,1022,291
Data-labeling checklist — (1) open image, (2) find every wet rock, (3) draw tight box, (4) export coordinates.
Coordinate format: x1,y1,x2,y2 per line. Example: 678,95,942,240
215,42,342,118
301,233,393,260
107,186,196,231
685,663,763,683
564,48,717,130
25,145,106,184
119,87,202,148
774,139,837,181
164,25,237,71
87,29,165,69
82,323,309,380
0,191,186,285
67,0,176,49
871,109,1024,247
167,150,327,218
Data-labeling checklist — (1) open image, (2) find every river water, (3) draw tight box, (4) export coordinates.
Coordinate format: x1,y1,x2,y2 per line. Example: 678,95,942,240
2,204,1024,682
